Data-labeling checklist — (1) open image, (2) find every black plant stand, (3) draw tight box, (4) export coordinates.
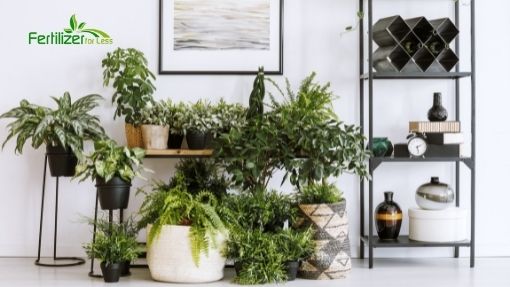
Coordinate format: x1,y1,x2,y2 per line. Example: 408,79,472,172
35,155,85,267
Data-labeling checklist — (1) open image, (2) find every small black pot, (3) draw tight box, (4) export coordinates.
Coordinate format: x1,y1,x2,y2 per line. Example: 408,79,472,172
167,133,184,149
186,131,207,150
100,262,121,283
234,261,243,276
46,145,78,177
204,132,214,149
285,261,300,281
119,261,131,276
96,177,131,210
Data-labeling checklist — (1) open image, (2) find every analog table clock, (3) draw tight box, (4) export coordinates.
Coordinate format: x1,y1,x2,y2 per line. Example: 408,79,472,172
407,133,427,158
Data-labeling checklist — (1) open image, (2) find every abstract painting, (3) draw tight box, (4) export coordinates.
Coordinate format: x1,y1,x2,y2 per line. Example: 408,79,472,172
159,0,283,74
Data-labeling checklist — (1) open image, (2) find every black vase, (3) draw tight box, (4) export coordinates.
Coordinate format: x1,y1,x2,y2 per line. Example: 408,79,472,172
96,176,131,210
167,133,184,149
375,191,402,240
285,261,299,281
186,131,207,150
100,262,121,283
46,145,78,177
427,92,448,122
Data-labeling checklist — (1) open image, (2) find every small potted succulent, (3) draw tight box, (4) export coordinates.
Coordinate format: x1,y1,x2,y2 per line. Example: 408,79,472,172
138,173,228,283
102,48,156,148
165,101,186,149
140,101,170,150
0,92,105,177
83,221,141,283
183,100,213,150
75,139,146,210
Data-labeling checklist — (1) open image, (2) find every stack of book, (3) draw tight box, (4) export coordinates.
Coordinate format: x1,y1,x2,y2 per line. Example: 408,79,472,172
410,121,463,157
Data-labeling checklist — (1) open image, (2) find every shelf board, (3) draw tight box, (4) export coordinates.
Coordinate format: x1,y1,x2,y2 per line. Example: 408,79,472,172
372,156,470,163
361,72,472,80
144,149,213,158
361,236,471,248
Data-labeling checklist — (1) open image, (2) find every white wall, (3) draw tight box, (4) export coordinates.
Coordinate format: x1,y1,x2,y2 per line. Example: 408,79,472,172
0,0,508,259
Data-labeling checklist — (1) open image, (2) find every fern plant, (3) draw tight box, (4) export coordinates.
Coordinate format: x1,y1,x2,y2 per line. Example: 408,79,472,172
142,173,227,266
0,92,105,156
102,48,156,126
75,139,146,182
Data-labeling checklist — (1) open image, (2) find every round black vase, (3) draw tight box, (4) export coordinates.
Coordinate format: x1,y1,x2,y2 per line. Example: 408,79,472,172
375,191,402,240
96,177,131,210
285,261,300,281
100,262,121,283
46,145,78,177
167,133,184,149
186,131,207,150
427,92,448,122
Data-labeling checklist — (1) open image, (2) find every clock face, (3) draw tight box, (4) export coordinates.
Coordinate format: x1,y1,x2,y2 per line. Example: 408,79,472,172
408,137,427,157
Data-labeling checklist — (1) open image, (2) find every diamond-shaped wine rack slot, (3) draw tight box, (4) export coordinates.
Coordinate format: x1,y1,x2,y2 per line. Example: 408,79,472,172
372,16,459,73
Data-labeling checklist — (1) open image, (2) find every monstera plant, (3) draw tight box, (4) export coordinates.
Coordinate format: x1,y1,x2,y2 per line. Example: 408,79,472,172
0,92,105,176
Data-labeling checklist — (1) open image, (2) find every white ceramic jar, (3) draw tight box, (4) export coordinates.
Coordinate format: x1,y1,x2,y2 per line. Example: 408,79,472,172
409,207,468,242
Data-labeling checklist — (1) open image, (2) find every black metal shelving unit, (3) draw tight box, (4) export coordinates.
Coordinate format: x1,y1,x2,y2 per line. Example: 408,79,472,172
358,0,476,268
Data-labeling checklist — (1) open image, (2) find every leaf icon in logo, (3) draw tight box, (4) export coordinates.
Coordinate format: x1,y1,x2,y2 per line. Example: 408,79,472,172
63,14,111,39
78,22,86,30
70,14,78,31
64,28,73,34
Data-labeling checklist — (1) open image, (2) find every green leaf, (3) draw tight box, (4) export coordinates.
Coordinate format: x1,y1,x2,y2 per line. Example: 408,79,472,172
64,28,73,33
78,22,86,30
70,14,77,31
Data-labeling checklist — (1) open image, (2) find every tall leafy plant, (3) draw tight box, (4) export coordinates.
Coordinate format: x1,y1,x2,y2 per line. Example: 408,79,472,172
0,92,105,156
102,48,156,126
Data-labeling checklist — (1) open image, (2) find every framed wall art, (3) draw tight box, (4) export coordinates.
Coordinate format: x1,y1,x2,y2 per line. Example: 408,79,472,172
159,0,284,75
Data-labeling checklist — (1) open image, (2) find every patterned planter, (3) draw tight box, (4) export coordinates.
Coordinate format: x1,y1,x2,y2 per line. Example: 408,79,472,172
297,200,351,280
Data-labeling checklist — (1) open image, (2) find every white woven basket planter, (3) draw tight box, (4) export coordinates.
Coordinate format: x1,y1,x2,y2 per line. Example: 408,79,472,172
147,225,226,283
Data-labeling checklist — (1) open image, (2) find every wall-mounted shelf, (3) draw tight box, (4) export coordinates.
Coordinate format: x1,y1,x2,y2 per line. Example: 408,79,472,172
358,0,476,269
144,149,213,158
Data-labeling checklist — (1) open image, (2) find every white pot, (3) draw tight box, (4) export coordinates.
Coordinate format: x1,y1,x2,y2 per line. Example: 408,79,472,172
141,125,169,150
147,225,226,283
409,207,468,242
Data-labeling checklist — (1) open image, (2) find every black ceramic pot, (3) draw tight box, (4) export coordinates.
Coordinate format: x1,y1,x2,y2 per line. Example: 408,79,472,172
285,261,299,281
186,131,207,150
234,261,243,276
204,132,214,149
100,262,121,283
119,261,131,276
427,92,448,122
167,133,184,149
46,145,78,177
375,192,402,240
96,176,131,210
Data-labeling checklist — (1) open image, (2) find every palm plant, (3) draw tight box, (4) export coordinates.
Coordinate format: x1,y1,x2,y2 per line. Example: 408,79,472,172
0,92,105,156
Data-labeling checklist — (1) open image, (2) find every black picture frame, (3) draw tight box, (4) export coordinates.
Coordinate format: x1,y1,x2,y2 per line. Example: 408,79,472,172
158,0,284,75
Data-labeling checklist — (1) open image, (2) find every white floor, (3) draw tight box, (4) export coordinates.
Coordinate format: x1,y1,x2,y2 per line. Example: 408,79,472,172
0,257,508,286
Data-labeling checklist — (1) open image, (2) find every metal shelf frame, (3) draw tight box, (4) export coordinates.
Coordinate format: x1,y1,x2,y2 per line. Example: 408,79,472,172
358,0,476,268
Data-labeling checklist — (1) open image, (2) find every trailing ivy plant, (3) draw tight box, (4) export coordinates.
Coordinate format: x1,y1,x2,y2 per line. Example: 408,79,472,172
75,139,146,182
0,92,105,156
143,173,227,266
102,48,156,126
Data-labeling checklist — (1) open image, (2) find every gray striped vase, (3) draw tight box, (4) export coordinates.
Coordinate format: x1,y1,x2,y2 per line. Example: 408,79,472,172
297,200,351,280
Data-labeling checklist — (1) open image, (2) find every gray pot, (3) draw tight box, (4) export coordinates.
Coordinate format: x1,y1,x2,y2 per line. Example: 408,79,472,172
415,177,454,210
141,125,169,150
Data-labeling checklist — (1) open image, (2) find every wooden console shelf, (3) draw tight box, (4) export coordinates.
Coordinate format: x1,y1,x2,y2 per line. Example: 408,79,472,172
144,149,213,158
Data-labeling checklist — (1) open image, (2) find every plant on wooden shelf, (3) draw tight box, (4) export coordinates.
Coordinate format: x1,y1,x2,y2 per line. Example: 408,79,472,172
140,101,170,150
138,173,228,283
0,92,105,177
75,139,146,210
183,100,214,150
165,101,187,149
102,47,156,148
83,220,141,283
211,99,247,135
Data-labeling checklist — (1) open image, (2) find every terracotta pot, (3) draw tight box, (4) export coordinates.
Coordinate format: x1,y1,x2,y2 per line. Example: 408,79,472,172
297,201,351,280
141,125,169,150
125,123,144,148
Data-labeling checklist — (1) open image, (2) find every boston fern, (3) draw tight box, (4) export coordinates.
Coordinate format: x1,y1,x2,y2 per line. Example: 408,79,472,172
75,139,146,182
102,48,156,126
143,173,227,266
0,92,105,156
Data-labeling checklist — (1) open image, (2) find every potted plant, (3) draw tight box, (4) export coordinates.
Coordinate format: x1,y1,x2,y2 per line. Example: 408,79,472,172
211,99,246,136
277,228,315,281
75,139,146,210
138,173,228,283
183,100,213,150
83,221,141,283
164,101,186,149
140,101,170,150
102,48,156,148
0,92,105,177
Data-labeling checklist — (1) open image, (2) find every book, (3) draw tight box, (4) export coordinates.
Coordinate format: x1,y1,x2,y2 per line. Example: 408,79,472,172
393,143,461,157
409,121,461,133
425,133,464,145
